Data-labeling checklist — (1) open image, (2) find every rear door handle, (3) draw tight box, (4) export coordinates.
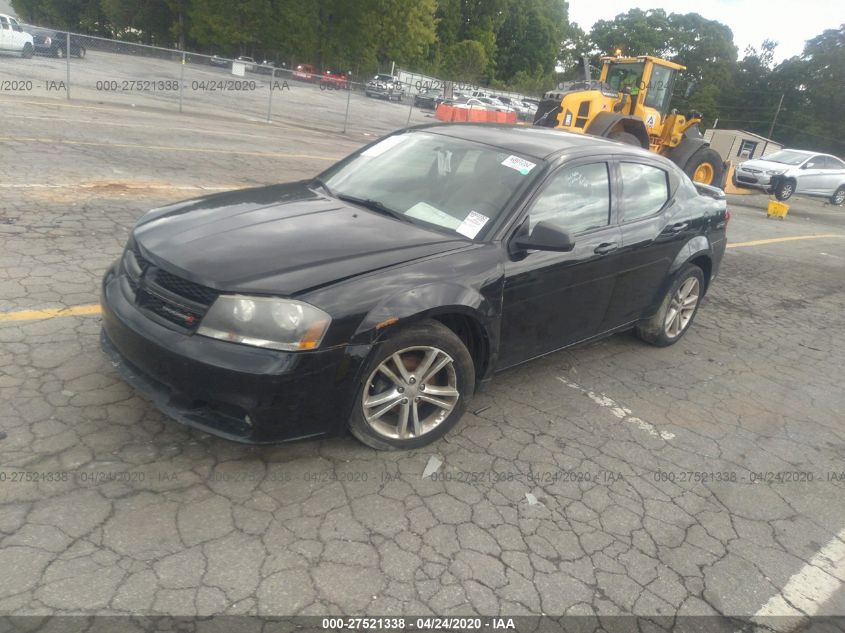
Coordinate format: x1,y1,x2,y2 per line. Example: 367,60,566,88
594,242,618,255
668,222,688,233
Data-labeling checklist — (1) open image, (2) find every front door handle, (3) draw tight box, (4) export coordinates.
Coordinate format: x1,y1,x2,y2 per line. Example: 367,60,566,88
594,242,618,255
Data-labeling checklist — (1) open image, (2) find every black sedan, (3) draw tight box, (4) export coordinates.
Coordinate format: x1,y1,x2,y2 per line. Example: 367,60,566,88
32,31,86,58
414,89,442,110
100,125,728,449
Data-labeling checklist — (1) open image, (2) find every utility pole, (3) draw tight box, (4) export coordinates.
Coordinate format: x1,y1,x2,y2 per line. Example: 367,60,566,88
767,93,784,140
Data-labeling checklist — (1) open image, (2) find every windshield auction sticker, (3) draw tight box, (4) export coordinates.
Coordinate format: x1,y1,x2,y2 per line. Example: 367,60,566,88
456,211,490,239
501,155,536,175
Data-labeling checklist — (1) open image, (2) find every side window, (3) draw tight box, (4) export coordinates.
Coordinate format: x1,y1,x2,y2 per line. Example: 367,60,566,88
528,163,610,234
0,16,9,29
827,156,845,170
806,156,825,169
620,162,669,222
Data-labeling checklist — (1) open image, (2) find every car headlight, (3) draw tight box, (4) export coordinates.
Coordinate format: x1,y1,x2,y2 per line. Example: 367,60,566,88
197,295,331,351
765,169,785,175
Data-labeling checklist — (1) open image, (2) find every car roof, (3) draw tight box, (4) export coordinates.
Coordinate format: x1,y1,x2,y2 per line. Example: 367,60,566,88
412,123,653,161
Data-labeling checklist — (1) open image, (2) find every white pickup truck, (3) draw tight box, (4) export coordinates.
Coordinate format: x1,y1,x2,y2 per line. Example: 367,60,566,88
0,13,34,57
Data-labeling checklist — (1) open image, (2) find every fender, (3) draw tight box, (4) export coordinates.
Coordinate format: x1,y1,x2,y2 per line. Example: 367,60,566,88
664,123,709,170
585,112,650,149
352,281,499,345
645,236,713,317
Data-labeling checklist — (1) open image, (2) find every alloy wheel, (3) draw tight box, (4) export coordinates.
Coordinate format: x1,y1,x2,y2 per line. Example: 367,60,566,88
834,190,845,205
664,277,700,338
362,346,459,440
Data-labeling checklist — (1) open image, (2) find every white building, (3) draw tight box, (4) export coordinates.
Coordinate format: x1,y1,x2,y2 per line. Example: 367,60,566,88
703,129,783,163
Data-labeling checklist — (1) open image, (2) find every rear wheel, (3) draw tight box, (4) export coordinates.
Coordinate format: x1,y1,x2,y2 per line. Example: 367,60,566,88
830,187,844,206
76,46,86,59
55,46,65,58
775,178,795,201
684,148,723,185
349,320,475,450
608,131,642,147
636,264,704,347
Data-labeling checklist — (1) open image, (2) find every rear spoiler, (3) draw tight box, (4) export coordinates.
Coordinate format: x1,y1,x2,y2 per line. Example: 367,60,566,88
694,182,726,200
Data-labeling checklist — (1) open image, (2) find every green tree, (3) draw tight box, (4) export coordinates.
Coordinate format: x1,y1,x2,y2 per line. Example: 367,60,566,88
495,0,565,83
444,39,488,83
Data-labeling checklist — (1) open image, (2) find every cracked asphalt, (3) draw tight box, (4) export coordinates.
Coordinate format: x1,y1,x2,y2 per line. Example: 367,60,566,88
1,97,845,623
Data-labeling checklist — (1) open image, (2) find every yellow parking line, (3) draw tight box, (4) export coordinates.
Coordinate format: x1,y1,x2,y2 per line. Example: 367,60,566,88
728,235,845,249
0,136,341,161
0,304,101,322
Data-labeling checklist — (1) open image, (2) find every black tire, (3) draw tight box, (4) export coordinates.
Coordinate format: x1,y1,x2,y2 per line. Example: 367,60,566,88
635,264,705,347
775,178,796,201
349,319,475,450
76,46,86,59
55,46,64,58
21,43,33,59
684,147,724,186
608,131,641,147
829,186,844,206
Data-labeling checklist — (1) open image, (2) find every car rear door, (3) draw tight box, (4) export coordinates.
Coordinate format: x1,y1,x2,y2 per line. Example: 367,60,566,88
498,159,623,367
603,158,695,327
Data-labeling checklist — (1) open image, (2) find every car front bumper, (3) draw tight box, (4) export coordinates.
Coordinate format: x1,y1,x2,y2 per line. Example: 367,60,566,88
100,263,371,444
735,169,775,187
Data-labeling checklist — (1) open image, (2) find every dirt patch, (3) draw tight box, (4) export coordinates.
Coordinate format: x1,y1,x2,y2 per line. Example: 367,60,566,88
4,181,237,203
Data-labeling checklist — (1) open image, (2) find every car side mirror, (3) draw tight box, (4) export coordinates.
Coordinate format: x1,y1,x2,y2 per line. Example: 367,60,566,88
513,220,575,252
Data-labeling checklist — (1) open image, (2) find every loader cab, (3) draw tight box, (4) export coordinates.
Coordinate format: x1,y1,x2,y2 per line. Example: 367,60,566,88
600,56,682,124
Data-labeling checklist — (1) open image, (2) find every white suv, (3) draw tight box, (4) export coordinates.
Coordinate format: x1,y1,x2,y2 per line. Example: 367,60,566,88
0,14,34,58
735,149,845,205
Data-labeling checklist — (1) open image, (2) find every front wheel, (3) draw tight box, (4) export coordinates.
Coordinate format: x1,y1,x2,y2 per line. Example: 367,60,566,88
775,178,795,201
349,320,475,450
55,46,65,58
76,46,86,59
685,148,723,185
21,43,33,59
830,186,844,206
635,264,704,347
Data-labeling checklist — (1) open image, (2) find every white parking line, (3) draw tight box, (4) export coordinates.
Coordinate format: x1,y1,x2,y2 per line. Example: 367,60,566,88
557,377,675,441
752,527,845,630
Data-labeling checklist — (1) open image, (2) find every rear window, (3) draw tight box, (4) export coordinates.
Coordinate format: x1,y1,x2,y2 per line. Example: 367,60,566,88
620,162,670,221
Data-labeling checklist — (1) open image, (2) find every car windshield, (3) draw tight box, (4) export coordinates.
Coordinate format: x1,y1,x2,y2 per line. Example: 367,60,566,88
763,150,813,165
318,131,542,238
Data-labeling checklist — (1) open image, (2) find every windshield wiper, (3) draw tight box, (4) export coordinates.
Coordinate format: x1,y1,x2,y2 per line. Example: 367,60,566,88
335,194,410,223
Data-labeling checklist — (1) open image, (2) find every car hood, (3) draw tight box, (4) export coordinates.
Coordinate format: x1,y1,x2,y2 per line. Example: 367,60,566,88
133,182,468,297
739,158,795,171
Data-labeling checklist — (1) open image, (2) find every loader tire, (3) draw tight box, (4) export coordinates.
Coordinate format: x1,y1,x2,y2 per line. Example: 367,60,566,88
684,148,723,186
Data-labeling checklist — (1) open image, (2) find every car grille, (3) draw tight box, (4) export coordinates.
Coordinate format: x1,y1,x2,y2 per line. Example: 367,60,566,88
123,239,219,331
742,167,762,174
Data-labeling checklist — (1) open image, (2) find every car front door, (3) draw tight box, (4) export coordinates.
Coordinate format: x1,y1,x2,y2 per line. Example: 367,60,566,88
498,159,623,368
797,155,828,194
818,156,845,194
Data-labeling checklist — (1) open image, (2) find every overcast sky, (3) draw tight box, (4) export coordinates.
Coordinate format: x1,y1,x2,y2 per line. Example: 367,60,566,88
569,0,845,61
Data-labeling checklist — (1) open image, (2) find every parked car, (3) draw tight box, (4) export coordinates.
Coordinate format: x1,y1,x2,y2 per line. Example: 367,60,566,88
255,59,276,75
100,124,728,449
31,30,86,58
449,97,498,112
209,55,229,68
235,55,256,72
496,96,532,118
320,70,348,89
292,63,316,81
413,89,442,110
0,14,33,58
366,73,404,101
734,149,845,204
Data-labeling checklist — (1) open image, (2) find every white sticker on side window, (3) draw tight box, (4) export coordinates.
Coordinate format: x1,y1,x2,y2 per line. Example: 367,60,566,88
456,211,490,239
361,134,407,157
501,155,536,175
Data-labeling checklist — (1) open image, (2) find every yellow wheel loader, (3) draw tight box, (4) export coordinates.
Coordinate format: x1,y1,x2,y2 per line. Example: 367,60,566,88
533,54,724,186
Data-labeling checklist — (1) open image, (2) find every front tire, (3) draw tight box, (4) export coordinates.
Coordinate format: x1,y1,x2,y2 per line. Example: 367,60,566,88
21,43,33,59
635,264,704,347
685,147,723,185
76,46,86,59
608,131,642,147
55,46,65,58
349,320,475,450
775,178,795,201
830,187,845,206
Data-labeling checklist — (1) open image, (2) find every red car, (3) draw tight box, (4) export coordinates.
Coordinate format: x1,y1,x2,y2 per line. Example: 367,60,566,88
320,70,348,90
292,63,315,82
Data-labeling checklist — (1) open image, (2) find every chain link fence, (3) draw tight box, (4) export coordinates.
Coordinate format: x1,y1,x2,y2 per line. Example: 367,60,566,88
1,25,477,137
